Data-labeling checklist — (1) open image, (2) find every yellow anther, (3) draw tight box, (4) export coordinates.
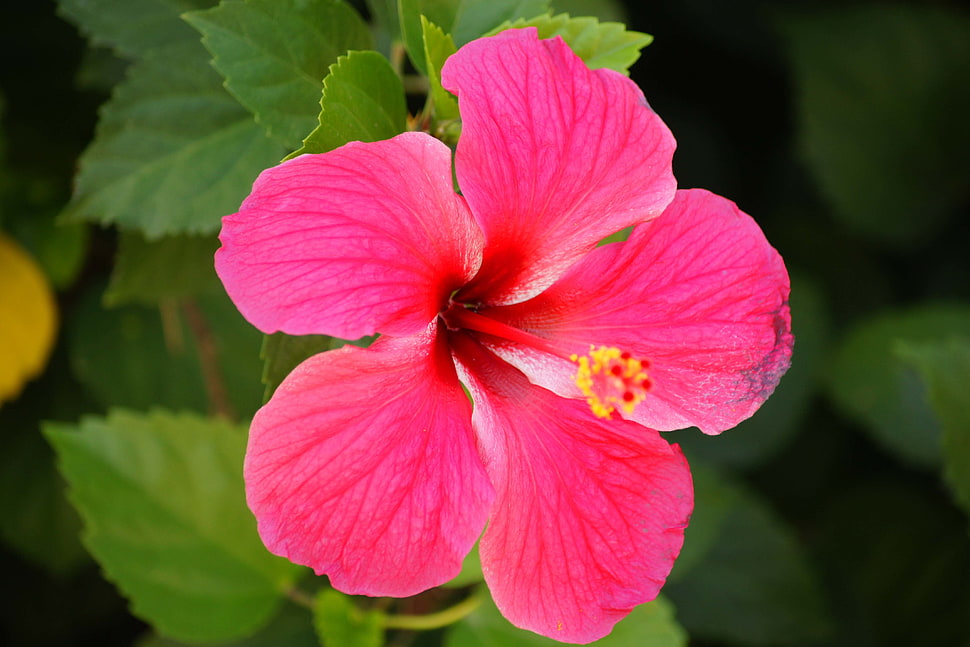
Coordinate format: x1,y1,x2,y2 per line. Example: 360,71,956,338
571,346,652,419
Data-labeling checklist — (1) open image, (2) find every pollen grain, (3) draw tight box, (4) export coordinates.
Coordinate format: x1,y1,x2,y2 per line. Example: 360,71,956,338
571,346,652,419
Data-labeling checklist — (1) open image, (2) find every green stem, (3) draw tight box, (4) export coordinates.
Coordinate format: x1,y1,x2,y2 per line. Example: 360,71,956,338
390,40,406,78
182,299,237,421
286,587,315,609
382,593,482,631
158,298,185,354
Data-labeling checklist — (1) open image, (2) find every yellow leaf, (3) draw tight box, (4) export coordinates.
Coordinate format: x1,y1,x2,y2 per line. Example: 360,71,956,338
0,233,57,403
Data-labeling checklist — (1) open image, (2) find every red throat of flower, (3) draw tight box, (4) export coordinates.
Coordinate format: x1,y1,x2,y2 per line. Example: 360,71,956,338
570,346,653,419
444,305,654,420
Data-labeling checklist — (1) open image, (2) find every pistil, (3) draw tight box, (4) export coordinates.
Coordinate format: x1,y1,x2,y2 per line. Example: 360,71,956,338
442,304,563,357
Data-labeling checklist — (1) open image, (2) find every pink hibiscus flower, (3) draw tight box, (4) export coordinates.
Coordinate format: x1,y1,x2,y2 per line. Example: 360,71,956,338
216,28,792,644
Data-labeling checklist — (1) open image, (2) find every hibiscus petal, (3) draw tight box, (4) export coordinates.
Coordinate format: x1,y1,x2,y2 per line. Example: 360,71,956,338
216,132,483,339
484,189,793,434
451,335,692,643
442,28,676,305
245,327,494,596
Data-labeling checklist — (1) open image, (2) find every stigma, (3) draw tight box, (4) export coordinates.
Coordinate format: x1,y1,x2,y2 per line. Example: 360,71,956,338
570,346,652,419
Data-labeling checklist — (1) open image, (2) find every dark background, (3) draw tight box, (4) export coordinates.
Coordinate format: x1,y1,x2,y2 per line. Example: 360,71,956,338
1,1,968,645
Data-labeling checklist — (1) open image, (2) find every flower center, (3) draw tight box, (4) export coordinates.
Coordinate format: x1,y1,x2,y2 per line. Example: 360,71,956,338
570,346,652,419
441,302,562,355
442,304,654,419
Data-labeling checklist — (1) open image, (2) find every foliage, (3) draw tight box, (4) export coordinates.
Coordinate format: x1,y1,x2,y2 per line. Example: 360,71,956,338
1,0,968,645
487,12,652,74
185,0,373,150
45,410,302,642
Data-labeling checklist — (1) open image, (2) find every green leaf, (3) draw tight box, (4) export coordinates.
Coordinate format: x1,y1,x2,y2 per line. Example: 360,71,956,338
313,589,384,647
828,303,970,468
62,40,285,238
56,0,216,59
897,338,970,528
367,0,402,45
137,603,319,647
105,231,222,306
288,50,407,158
665,464,831,645
488,12,652,74
673,276,829,468
422,17,460,121
76,45,130,92
781,5,970,246
45,410,303,643
399,0,549,75
69,284,264,419
447,592,685,646
185,0,372,150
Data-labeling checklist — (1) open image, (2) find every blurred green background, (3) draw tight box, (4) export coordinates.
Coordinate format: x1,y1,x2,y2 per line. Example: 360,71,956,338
1,0,968,645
